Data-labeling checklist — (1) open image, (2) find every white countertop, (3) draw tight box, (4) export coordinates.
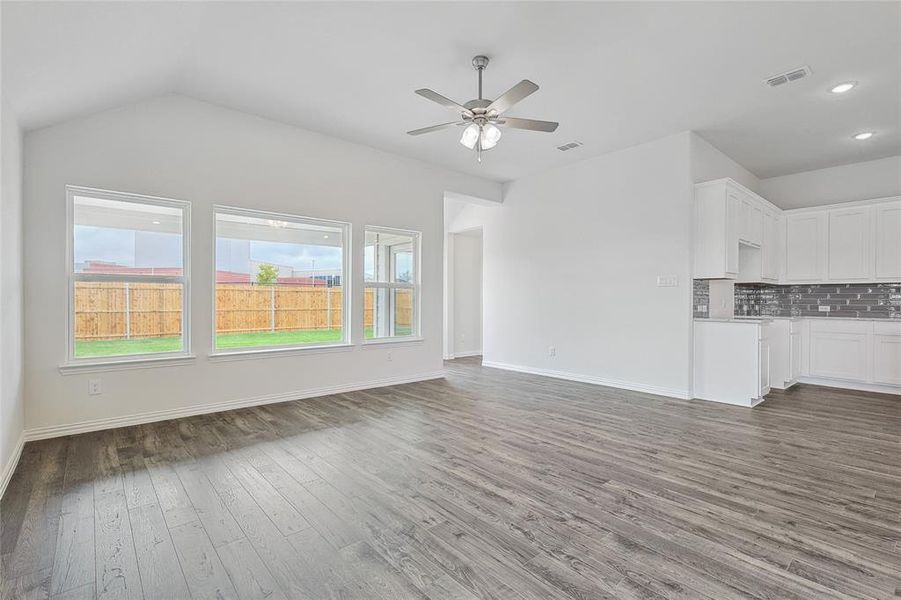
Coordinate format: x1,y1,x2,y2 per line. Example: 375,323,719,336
697,315,898,323
696,317,771,324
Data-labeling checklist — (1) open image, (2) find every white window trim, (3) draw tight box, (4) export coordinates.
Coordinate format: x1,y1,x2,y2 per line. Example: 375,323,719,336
211,205,352,356
63,186,193,371
363,225,421,343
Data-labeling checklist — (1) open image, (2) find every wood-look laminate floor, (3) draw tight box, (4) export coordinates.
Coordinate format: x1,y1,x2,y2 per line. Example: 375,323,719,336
2,357,900,600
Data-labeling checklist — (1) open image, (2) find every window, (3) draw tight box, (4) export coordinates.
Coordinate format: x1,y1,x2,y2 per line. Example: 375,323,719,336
364,227,420,340
67,186,190,363
214,207,349,352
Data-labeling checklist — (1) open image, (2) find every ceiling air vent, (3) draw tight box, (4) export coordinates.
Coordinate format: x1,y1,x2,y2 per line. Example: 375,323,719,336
765,65,812,87
556,141,583,152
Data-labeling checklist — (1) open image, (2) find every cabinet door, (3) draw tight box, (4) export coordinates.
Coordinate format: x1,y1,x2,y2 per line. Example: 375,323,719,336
739,196,763,246
785,212,825,281
725,190,740,275
809,323,869,381
761,211,779,281
790,332,801,382
828,206,871,281
758,339,770,396
875,200,901,279
873,334,901,385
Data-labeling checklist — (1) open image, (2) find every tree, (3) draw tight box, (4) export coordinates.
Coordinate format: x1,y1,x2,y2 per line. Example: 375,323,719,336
256,263,279,285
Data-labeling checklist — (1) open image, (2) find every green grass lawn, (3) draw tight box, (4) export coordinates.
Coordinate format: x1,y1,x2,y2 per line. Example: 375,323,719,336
76,326,415,358
215,329,343,349
75,329,344,358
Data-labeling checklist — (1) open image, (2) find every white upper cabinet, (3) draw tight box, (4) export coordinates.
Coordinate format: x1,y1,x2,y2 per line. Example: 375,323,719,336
875,200,901,279
694,180,741,279
827,206,872,281
760,210,779,281
695,181,898,285
785,212,825,282
739,194,763,247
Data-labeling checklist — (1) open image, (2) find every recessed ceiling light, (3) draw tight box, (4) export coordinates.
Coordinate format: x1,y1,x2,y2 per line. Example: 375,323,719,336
830,81,857,94
853,132,874,140
152,220,161,225
323,234,329,239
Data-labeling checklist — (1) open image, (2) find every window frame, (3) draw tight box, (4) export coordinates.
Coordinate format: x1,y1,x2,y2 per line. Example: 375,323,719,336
64,185,193,369
363,225,421,343
210,205,352,356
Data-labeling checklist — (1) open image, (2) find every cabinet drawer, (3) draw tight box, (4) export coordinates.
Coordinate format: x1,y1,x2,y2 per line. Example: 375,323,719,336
808,319,871,335
874,321,901,336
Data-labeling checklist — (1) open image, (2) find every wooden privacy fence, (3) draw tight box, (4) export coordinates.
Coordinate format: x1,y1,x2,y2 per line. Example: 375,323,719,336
74,282,412,340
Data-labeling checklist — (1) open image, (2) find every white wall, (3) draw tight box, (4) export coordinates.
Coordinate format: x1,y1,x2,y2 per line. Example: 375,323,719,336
449,132,695,398
759,155,901,209
690,132,761,191
451,230,482,357
23,95,501,434
1,97,26,489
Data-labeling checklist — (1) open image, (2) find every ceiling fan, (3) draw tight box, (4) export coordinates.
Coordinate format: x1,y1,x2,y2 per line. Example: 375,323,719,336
407,55,559,162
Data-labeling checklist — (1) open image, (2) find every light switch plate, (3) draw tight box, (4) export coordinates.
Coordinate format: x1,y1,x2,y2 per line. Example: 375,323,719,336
656,276,678,287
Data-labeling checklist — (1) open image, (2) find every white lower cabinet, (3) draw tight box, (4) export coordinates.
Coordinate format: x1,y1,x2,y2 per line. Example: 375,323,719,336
790,331,802,383
693,320,771,407
766,318,795,390
808,320,870,381
758,338,771,396
694,318,901,407
801,319,901,392
873,322,901,385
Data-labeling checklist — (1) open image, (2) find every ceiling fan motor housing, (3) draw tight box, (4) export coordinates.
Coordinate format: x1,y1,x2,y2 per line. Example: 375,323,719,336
472,55,490,70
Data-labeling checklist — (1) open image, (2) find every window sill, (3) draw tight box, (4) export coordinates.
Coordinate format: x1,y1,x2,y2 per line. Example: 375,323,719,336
361,336,425,348
59,354,197,375
208,343,354,362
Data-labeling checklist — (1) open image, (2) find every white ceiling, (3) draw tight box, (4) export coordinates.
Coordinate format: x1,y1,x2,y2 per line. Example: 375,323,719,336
3,1,899,183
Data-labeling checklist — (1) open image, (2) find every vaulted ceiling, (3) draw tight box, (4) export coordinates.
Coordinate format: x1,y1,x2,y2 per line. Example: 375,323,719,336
3,1,899,182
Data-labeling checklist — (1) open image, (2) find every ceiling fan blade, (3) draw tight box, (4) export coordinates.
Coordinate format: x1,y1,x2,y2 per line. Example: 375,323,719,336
496,117,559,132
487,80,539,114
414,89,472,116
407,121,466,136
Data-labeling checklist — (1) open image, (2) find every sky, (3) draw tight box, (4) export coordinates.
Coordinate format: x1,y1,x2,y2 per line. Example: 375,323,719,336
75,225,342,274
246,240,342,272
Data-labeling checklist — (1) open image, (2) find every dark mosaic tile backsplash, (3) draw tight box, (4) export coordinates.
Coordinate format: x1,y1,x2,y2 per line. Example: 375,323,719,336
694,279,901,319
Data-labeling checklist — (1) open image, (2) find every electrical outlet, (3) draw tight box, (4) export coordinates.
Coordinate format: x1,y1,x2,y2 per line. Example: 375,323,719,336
386,351,393,362
818,305,831,312
89,379,102,395
548,346,556,357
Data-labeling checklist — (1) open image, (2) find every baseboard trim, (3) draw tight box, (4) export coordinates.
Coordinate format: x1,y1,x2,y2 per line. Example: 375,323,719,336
450,351,482,359
481,360,690,400
1,431,26,500
796,377,901,396
24,370,446,442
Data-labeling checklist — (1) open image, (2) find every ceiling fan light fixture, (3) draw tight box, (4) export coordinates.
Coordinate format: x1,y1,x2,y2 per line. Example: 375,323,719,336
460,123,480,149
480,123,502,149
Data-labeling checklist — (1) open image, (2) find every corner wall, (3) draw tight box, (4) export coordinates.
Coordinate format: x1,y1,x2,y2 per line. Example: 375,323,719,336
450,132,695,398
759,155,901,209
1,97,26,493
22,95,501,435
